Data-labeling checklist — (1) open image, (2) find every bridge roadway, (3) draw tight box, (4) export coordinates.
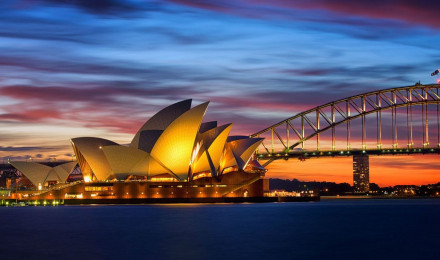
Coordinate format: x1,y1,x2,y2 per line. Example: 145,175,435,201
257,147,440,161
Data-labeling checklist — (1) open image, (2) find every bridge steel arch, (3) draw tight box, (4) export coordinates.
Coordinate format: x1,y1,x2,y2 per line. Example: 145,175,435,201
251,84,440,165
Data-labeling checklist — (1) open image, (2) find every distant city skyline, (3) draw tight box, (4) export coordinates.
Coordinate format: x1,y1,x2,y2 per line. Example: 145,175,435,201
2,0,440,186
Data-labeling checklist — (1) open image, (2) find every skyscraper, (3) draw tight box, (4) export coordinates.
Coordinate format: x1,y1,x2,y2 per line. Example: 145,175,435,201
353,154,370,193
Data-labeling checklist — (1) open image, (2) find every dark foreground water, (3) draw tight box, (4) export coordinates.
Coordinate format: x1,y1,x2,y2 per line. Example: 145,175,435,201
0,199,439,260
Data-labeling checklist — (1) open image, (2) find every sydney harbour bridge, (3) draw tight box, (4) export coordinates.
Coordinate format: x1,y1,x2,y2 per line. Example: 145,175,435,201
251,83,440,187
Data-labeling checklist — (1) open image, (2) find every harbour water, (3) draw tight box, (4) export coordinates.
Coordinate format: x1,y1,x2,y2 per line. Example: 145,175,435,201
0,199,439,259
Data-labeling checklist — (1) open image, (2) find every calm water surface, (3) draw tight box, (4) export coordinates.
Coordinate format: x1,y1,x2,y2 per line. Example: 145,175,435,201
0,199,439,259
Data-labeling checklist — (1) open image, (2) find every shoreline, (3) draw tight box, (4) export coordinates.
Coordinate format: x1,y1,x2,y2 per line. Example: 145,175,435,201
0,196,320,206
321,195,440,200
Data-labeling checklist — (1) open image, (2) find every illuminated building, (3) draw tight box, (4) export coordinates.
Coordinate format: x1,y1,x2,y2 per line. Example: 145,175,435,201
10,100,268,201
353,154,370,193
9,161,77,189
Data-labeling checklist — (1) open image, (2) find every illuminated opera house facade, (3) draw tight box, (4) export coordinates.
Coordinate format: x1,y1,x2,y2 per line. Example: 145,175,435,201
10,100,268,201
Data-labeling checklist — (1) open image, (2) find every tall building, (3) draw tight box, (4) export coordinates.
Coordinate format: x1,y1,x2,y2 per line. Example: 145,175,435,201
353,154,369,193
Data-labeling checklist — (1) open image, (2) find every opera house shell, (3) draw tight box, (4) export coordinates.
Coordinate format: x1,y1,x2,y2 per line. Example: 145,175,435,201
10,99,268,201
9,161,77,190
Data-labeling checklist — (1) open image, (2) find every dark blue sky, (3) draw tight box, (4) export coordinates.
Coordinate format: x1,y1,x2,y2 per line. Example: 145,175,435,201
1,0,440,185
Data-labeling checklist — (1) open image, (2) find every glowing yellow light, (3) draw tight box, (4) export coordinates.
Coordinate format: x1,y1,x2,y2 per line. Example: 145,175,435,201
190,141,202,166
83,176,91,182
151,177,176,182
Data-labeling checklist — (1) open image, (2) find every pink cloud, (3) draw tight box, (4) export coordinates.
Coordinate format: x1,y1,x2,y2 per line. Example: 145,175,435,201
169,0,440,28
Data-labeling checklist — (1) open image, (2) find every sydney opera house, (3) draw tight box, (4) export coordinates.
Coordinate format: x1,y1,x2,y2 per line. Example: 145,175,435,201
9,100,268,202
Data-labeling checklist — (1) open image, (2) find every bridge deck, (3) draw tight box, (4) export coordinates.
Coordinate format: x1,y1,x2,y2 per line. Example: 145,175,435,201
257,147,440,161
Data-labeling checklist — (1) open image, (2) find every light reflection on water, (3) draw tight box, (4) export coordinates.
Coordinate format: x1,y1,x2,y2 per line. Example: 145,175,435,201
0,199,439,259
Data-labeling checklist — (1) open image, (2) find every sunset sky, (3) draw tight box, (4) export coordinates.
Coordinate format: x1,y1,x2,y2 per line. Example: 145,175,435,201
2,0,440,186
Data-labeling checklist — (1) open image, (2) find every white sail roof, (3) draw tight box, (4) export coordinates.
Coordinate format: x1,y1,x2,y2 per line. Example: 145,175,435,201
101,145,170,180
69,100,264,182
10,161,77,187
150,102,209,180
130,99,192,150
193,124,232,175
10,161,52,187
71,137,118,181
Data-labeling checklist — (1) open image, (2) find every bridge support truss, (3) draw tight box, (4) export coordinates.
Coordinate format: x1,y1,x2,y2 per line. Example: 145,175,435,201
252,84,440,163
